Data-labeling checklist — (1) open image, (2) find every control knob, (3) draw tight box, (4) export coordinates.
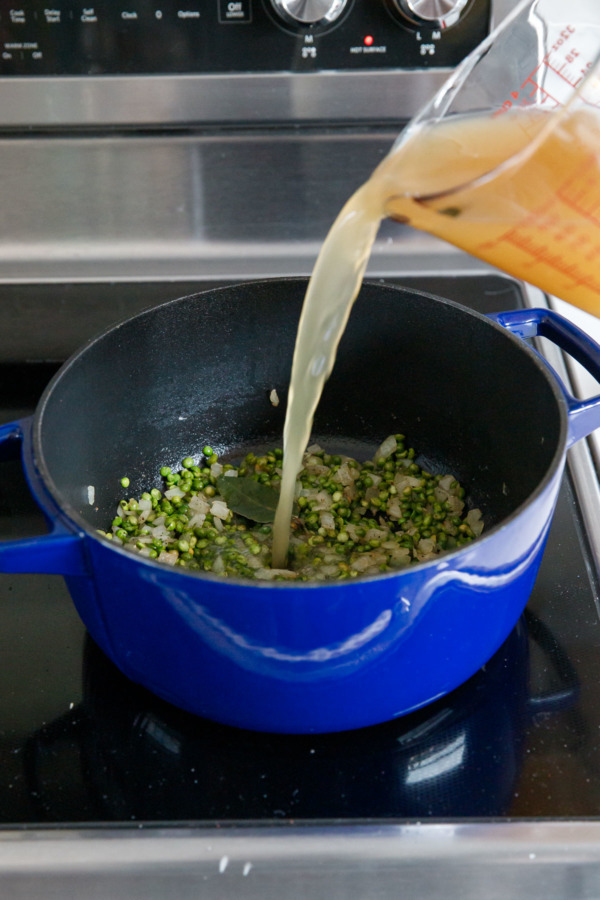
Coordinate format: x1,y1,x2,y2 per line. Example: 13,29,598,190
270,0,348,27
392,0,470,27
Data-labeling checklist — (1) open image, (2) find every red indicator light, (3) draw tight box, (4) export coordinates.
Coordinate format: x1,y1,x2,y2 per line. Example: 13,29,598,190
364,34,374,46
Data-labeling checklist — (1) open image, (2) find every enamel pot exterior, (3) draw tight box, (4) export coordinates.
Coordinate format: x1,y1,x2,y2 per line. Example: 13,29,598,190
65,475,558,733
2,279,600,733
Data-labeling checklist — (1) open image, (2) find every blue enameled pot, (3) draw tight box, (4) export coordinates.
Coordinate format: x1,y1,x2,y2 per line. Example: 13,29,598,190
0,279,599,733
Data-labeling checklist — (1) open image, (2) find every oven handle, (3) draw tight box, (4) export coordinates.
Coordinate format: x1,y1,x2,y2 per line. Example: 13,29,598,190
0,418,87,576
489,308,600,448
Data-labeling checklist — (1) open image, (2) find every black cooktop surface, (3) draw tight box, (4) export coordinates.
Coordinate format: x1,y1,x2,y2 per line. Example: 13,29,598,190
1,274,599,826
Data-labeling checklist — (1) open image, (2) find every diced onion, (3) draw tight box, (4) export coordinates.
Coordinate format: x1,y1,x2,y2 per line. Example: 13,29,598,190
374,435,397,460
165,487,185,500
210,500,229,520
466,508,484,536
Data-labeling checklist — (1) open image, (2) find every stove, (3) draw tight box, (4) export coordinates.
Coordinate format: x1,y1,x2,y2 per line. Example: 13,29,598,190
3,0,600,896
3,274,600,897
0,273,595,824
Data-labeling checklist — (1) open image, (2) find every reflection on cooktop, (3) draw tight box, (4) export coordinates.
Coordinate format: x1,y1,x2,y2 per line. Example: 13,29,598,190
19,611,577,823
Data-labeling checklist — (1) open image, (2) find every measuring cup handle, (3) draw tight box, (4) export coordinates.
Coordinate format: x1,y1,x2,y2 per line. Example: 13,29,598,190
489,308,600,447
0,418,86,575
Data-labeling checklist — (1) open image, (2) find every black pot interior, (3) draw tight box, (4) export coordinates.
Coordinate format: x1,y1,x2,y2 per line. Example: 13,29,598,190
36,279,564,536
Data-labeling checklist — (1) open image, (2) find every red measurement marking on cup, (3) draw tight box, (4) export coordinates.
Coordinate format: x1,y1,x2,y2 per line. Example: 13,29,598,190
493,63,562,115
519,67,562,106
500,224,600,292
556,157,600,227
494,25,592,116
542,25,595,90
478,182,600,294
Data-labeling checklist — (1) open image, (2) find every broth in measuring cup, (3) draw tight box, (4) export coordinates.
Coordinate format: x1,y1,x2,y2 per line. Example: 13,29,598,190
271,103,600,565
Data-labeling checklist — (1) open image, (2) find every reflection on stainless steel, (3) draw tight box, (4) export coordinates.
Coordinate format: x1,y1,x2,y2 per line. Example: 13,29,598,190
0,71,453,128
0,131,395,269
1,822,600,900
0,129,482,362
0,128,463,279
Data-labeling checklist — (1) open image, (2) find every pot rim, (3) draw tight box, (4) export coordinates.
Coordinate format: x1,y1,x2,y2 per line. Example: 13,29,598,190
32,277,570,589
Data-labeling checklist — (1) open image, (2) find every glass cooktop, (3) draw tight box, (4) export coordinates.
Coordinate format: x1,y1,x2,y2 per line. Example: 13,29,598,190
0,274,599,826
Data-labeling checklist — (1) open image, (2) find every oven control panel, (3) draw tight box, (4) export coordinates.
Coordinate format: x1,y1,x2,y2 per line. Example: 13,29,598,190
0,0,491,75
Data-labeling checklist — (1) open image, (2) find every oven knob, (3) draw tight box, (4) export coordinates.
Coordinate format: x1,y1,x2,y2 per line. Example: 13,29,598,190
270,0,348,26
392,0,470,27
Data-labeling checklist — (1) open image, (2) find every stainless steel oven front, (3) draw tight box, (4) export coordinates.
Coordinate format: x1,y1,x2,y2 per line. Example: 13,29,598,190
0,0,516,361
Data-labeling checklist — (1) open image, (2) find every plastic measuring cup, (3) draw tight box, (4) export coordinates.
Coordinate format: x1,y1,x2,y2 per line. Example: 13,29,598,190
380,0,600,316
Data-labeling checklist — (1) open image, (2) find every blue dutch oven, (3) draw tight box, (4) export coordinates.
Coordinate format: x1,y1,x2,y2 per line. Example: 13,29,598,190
0,279,598,734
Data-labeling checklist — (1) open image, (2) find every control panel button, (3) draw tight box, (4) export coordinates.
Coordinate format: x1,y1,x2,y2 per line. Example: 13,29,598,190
218,0,253,23
269,0,347,27
43,9,63,24
80,7,99,23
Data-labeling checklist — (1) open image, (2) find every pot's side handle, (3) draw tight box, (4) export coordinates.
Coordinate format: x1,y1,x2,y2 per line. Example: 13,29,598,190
0,419,87,576
489,308,600,447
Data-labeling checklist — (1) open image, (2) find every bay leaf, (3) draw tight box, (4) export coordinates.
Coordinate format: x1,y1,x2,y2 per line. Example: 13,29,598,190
216,475,279,523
